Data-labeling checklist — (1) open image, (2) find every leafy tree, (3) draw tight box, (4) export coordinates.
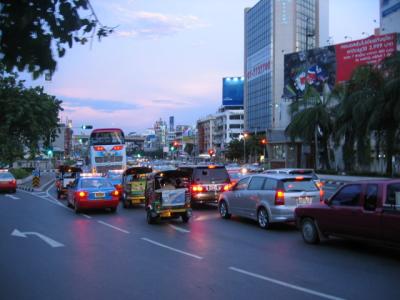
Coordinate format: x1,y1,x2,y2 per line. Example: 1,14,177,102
285,84,333,169
0,0,114,78
184,143,194,156
225,139,244,161
0,71,63,164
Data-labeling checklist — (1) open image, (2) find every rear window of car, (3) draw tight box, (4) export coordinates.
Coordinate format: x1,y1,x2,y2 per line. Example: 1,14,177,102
193,168,230,183
282,179,319,192
0,173,14,179
81,178,113,189
386,183,400,206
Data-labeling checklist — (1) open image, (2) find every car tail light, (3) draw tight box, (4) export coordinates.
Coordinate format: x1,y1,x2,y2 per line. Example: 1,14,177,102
115,184,122,190
111,190,119,197
275,190,285,205
112,145,123,151
76,191,88,199
222,184,231,192
9,180,16,185
191,184,204,192
94,146,105,151
316,181,324,188
295,176,304,180
320,189,325,202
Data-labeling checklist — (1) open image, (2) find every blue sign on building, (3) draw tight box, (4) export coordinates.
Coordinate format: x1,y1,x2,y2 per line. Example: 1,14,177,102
222,77,244,106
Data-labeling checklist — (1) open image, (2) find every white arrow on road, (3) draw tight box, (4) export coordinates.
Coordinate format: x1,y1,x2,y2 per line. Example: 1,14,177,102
11,229,64,248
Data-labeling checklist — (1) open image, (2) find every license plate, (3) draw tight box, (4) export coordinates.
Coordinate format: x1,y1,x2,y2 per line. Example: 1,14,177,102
161,211,171,217
208,185,218,191
297,196,312,205
95,192,105,198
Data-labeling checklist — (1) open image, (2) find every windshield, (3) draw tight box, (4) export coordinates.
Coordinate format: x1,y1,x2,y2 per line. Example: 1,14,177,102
283,179,319,192
193,168,230,183
90,131,125,145
81,178,113,189
0,173,13,179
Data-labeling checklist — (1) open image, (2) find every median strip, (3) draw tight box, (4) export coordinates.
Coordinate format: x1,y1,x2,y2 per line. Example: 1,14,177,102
229,267,345,300
141,237,203,260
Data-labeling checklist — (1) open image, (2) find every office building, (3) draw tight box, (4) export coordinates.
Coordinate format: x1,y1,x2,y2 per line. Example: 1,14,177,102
244,0,327,133
380,0,400,34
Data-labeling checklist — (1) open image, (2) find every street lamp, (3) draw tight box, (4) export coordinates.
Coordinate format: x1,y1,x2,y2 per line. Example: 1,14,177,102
243,133,248,163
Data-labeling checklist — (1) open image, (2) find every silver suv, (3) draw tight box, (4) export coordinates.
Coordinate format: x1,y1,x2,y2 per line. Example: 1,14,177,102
218,174,322,229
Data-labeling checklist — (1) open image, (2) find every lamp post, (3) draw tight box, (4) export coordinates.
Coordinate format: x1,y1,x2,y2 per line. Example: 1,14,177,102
243,133,248,163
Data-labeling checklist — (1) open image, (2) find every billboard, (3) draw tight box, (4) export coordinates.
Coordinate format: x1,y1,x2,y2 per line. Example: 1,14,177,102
283,33,397,98
222,77,244,106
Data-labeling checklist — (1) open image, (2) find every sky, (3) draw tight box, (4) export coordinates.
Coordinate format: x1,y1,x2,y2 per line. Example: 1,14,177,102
23,0,380,134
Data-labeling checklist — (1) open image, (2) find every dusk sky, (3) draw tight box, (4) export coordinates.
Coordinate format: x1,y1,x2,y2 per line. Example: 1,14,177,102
24,0,379,134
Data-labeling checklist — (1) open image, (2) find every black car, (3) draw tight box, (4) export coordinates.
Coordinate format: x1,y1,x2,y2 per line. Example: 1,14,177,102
177,165,231,204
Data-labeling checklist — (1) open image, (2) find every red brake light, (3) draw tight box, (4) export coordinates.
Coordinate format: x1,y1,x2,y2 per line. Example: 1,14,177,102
223,184,231,192
295,176,304,181
112,145,123,151
111,190,119,197
275,190,285,205
76,191,88,199
208,165,216,169
319,189,325,202
191,184,204,192
316,181,323,188
94,146,105,151
115,184,122,190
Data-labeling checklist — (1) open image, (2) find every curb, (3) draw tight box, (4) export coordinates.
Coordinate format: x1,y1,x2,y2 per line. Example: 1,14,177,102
17,185,34,192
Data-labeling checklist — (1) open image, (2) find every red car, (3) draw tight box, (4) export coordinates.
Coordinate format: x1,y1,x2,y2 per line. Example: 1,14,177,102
295,179,400,246
0,170,17,193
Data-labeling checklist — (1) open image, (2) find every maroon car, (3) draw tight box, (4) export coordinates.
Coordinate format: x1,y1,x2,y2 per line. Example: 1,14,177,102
295,179,400,246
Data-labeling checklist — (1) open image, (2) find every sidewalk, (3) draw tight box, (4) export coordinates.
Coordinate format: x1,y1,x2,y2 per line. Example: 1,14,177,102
17,170,56,192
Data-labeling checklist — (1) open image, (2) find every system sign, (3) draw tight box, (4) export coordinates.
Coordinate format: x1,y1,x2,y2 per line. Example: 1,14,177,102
283,33,397,98
222,77,244,106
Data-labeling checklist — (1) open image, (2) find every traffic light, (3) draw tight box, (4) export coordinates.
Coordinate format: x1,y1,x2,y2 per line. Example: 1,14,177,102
261,138,268,145
208,149,215,156
47,149,53,157
173,141,179,147
81,125,93,129
170,146,175,151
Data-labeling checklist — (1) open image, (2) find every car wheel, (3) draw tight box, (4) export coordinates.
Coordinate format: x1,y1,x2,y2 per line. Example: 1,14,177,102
12,188,16,193
257,207,269,229
147,210,155,224
57,191,61,199
74,200,80,214
66,198,73,208
181,213,190,223
301,218,320,244
219,201,231,219
110,207,117,213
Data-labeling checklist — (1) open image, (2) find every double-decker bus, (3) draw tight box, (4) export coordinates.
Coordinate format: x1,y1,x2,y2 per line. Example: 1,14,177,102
89,128,127,174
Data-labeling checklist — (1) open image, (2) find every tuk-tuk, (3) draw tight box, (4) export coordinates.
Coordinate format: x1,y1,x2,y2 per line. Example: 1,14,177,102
55,165,82,199
145,170,192,224
121,167,153,208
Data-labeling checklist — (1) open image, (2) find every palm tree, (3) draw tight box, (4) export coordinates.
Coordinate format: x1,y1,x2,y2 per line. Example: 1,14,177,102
334,65,383,172
285,84,334,170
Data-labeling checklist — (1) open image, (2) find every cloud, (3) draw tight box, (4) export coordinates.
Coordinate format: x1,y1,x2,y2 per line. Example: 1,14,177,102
112,6,208,39
60,97,141,113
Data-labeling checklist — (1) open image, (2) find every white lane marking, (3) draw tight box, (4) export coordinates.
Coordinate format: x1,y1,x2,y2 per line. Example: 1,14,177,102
5,194,19,200
97,221,130,234
11,229,64,248
82,214,92,219
141,237,203,260
169,224,190,233
229,267,346,300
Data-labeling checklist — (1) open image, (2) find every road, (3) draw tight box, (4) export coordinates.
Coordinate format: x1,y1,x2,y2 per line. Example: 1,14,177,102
0,183,399,300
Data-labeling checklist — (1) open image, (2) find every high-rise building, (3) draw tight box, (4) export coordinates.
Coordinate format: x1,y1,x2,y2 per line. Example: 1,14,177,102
244,0,327,133
380,0,400,34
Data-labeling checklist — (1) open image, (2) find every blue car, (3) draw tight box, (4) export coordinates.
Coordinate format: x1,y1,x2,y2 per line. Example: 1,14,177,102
66,174,120,213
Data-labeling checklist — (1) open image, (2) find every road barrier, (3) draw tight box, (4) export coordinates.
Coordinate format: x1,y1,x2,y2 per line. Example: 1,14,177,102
32,176,40,187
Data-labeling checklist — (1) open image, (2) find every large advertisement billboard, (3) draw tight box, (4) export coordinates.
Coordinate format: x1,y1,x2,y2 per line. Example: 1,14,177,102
222,77,244,106
283,33,397,98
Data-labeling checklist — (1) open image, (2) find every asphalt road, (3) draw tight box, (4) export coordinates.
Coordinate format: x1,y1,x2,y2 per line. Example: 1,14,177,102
1,183,399,300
